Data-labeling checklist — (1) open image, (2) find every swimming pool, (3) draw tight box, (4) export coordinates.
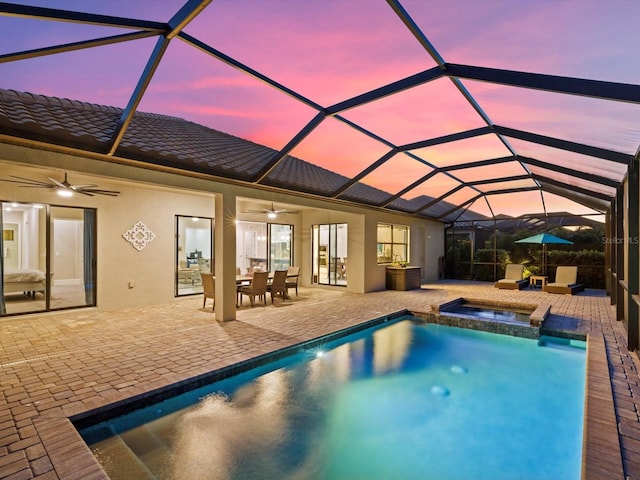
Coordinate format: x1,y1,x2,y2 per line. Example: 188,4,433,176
78,317,586,480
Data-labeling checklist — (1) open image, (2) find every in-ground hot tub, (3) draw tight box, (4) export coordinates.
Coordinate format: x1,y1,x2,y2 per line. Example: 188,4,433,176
427,297,551,339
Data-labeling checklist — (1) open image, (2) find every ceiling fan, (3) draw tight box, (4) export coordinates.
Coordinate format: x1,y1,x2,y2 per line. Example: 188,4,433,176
244,203,299,219
1,173,120,197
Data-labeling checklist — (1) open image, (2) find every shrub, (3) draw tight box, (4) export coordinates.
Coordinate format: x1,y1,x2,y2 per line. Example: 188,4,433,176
546,249,605,288
473,249,510,281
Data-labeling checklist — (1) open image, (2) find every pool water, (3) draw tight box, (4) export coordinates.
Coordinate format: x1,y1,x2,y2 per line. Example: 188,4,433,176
443,303,533,323
80,319,586,480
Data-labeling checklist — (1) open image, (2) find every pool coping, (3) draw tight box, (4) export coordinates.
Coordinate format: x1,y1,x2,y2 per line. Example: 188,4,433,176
29,307,624,480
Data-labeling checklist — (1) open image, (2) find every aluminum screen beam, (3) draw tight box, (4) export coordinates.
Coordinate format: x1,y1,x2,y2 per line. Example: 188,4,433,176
413,174,532,214
445,63,640,104
109,1,208,156
331,150,398,197
326,67,443,114
378,170,440,207
441,156,517,172
520,156,621,187
178,32,324,112
627,156,639,349
436,186,540,220
533,175,613,201
540,183,609,213
495,126,632,164
253,113,326,182
0,2,167,31
0,31,158,64
109,36,170,156
398,127,492,151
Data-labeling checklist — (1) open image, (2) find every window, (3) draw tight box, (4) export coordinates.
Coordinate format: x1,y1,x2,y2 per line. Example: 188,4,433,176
377,223,409,264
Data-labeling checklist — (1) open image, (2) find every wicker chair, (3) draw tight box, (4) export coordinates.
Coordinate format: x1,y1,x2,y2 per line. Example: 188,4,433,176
286,266,300,296
267,270,288,303
200,272,215,310
237,271,268,307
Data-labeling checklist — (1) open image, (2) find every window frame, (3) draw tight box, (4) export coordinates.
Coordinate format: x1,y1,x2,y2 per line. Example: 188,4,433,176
377,222,410,265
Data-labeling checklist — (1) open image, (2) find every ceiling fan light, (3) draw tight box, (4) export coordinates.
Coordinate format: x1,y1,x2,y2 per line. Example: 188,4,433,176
57,188,73,198
267,211,277,219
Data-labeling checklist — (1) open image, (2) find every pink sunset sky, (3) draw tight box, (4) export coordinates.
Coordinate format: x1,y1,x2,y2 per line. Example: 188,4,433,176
2,0,640,220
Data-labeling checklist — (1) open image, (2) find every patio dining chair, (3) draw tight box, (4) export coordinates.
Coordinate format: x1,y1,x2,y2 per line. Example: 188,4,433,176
267,270,288,303
237,271,268,307
200,272,215,310
286,266,300,296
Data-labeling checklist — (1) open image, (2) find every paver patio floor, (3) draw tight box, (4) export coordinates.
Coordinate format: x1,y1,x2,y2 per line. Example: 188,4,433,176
1,280,639,479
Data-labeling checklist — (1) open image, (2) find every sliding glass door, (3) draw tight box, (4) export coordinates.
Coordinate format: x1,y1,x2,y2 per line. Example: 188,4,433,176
236,221,293,274
175,215,213,296
1,202,96,316
270,224,293,271
312,223,347,286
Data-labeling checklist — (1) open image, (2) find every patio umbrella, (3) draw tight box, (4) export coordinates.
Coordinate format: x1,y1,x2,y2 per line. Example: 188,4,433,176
515,233,573,276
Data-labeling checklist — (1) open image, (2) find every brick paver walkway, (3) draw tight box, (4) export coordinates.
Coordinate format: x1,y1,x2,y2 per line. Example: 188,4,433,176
1,280,639,479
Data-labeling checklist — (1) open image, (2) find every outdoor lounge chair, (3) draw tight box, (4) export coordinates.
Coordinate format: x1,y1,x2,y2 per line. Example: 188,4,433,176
494,264,528,290
543,266,585,295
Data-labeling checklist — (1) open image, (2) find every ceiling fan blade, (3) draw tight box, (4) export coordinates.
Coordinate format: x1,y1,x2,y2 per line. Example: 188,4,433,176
4,175,53,187
79,188,120,196
48,177,66,188
17,184,55,189
3,173,119,197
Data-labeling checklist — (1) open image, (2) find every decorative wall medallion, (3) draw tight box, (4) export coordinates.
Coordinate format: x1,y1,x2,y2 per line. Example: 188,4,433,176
123,221,156,251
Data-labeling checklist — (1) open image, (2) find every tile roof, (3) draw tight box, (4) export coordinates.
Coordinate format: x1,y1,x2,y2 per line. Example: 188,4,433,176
0,88,477,222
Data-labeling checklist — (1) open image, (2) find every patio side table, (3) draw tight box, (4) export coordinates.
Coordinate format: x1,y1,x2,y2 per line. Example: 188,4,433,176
529,275,547,289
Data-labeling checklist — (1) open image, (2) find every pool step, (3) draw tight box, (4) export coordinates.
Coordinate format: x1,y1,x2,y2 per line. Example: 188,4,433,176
119,420,174,478
538,335,586,350
91,431,155,480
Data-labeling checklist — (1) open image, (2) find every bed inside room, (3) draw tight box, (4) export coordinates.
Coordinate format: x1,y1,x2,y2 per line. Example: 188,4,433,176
3,268,47,298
